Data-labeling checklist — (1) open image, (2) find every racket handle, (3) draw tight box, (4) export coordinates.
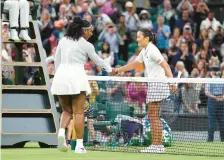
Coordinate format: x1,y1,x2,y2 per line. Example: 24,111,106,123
177,71,182,78
175,71,182,87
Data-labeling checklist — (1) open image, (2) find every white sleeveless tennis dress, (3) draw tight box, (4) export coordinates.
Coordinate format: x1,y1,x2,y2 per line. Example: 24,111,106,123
136,42,170,103
51,37,112,95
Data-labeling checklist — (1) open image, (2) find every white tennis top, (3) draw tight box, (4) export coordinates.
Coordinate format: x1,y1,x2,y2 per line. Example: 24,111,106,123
136,42,166,78
51,37,112,95
55,37,112,72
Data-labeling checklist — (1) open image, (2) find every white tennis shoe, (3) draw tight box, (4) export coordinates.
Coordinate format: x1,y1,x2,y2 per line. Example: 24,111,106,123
75,146,87,154
57,129,68,152
140,145,165,153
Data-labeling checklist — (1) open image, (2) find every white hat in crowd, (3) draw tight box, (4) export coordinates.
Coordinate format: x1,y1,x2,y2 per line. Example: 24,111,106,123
125,1,133,8
140,10,149,17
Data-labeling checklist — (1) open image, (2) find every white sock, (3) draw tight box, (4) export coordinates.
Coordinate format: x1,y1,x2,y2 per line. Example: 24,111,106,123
76,139,84,148
58,128,65,135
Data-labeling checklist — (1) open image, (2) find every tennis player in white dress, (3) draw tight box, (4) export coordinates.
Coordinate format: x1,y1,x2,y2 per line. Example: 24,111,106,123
115,28,175,153
51,17,114,153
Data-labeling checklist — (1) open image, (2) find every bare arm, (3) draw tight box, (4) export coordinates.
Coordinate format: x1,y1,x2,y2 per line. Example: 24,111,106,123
159,61,173,78
117,60,141,73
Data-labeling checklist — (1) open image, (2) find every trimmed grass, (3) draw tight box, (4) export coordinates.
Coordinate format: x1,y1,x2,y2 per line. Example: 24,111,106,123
1,142,224,160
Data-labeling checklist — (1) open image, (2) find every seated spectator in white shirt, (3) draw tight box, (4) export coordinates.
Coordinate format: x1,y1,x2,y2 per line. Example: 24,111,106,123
138,10,153,30
122,1,139,41
200,12,221,40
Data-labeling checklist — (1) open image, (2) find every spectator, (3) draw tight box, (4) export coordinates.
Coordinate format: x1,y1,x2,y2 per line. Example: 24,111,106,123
200,12,221,40
38,8,54,41
133,0,150,14
158,0,176,31
98,23,123,66
172,42,194,74
56,4,70,26
194,2,209,38
196,60,208,78
191,0,202,11
37,0,56,20
192,42,198,56
117,14,129,61
175,61,189,78
1,44,14,85
179,24,195,52
212,26,224,55
84,63,99,103
195,29,209,48
84,62,100,148
43,30,59,56
172,27,182,47
2,22,9,41
175,9,193,32
195,48,209,65
117,14,128,40
205,69,224,142
98,41,114,67
99,0,118,22
202,39,213,58
72,0,84,15
61,0,75,19
95,13,113,34
83,14,98,44
106,67,126,102
94,0,107,9
127,72,147,112
54,20,65,40
153,16,171,53
181,69,201,113
46,56,55,84
138,10,153,30
122,1,140,41
209,56,220,69
176,0,194,15
77,2,93,18
168,38,179,69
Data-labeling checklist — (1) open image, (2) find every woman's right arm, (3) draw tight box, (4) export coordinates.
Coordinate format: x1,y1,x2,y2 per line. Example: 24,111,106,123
86,43,112,73
117,51,144,73
118,60,140,73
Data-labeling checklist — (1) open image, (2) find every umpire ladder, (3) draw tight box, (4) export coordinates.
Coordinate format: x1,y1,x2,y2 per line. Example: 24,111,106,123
1,0,59,148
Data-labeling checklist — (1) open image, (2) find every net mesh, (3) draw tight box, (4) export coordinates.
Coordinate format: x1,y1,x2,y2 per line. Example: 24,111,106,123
82,76,224,157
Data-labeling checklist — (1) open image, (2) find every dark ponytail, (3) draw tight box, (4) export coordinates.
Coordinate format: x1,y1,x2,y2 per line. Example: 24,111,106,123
139,28,157,45
65,16,84,41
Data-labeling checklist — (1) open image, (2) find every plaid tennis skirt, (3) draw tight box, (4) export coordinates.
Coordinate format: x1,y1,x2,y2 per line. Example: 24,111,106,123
146,82,170,103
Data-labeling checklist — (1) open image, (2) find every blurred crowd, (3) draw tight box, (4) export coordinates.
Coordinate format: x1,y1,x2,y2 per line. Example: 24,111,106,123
2,0,224,80
38,0,224,79
1,0,224,143
2,0,224,113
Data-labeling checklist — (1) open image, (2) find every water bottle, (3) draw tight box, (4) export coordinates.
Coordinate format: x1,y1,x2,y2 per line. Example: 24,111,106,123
142,103,146,114
101,134,107,146
139,136,144,146
111,133,116,149
118,133,124,146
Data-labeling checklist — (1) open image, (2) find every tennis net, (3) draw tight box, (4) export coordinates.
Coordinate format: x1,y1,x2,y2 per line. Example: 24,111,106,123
83,76,224,157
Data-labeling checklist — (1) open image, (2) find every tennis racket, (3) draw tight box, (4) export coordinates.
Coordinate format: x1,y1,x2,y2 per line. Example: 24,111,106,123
160,71,182,124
